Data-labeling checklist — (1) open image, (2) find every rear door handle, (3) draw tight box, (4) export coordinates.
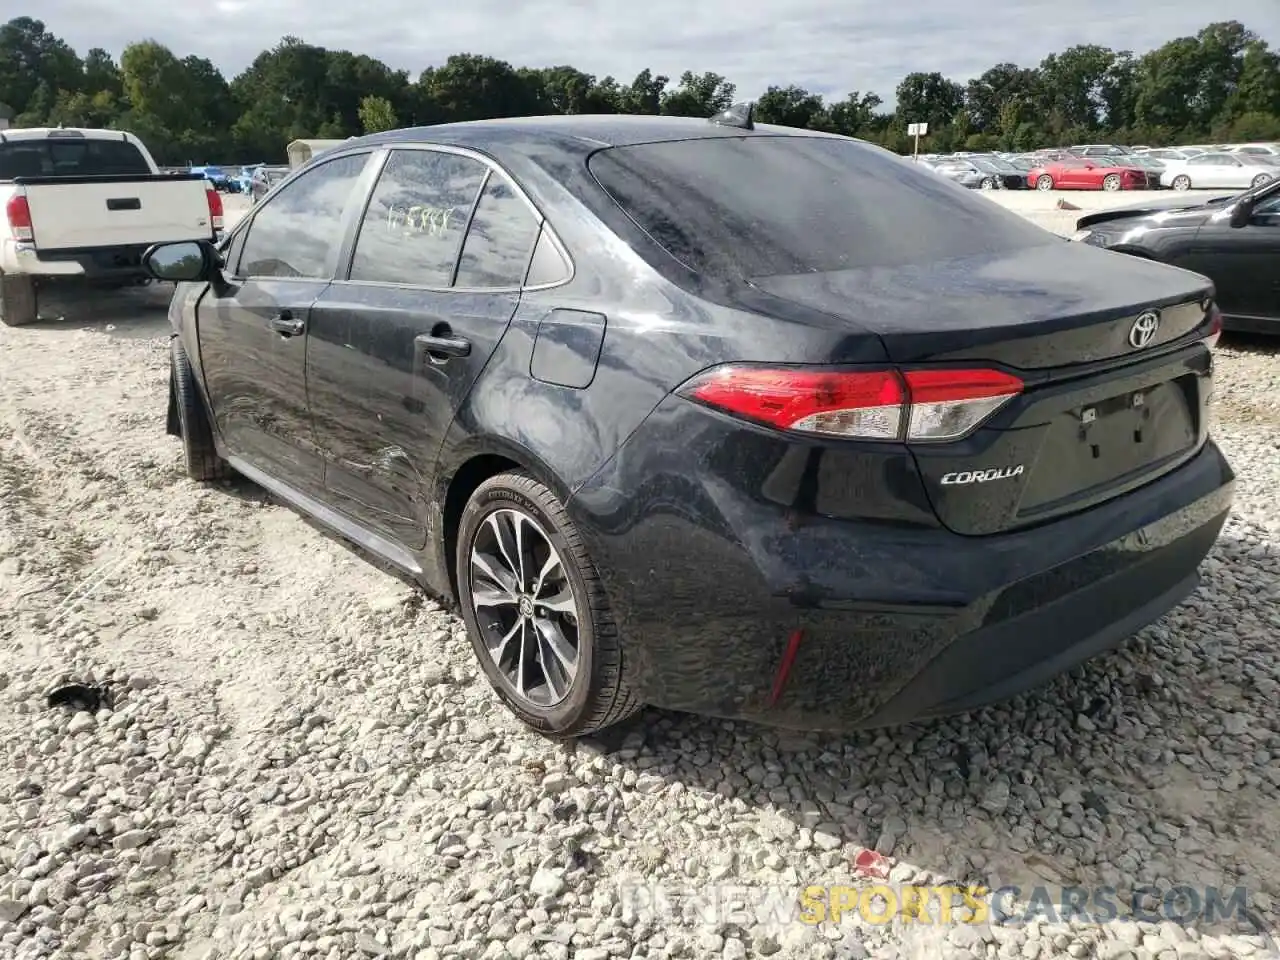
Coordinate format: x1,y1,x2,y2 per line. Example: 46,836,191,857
414,333,471,360
270,313,305,337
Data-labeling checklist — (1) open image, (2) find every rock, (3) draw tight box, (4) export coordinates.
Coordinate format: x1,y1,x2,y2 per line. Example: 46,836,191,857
981,779,1011,814
530,869,566,897
0,899,27,923
113,829,153,850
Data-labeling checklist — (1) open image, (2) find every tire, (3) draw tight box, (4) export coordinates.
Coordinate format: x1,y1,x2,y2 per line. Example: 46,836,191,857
1172,175,1191,191
1102,174,1122,191
1252,173,1273,189
0,272,38,327
169,336,229,481
456,471,640,738
1036,175,1054,191
980,178,995,190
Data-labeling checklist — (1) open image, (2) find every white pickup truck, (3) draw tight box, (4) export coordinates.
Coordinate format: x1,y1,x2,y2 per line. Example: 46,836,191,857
0,126,223,326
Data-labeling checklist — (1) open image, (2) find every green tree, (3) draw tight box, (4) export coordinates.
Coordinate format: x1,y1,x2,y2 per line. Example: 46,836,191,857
1038,44,1116,133
619,69,669,115
827,91,883,137
0,17,83,119
358,94,397,133
415,54,543,124
0,14,1274,165
659,71,735,117
965,63,1039,133
895,71,965,132
752,85,829,129
1228,40,1280,119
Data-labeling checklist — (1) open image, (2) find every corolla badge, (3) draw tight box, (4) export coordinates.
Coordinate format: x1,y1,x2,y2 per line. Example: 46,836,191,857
1128,310,1161,349
941,465,1025,486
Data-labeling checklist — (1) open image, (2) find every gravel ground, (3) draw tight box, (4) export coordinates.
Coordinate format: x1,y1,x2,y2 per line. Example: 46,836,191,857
1,192,1278,960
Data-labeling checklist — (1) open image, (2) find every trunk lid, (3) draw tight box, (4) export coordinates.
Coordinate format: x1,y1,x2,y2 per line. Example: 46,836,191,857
1075,192,1235,228
749,242,1217,535
749,241,1213,369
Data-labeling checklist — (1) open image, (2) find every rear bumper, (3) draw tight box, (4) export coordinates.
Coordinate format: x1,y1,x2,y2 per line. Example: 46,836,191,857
1222,312,1280,335
2,240,210,280
569,404,1234,732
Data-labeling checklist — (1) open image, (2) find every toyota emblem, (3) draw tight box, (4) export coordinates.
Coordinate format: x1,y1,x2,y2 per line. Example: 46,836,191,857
1128,311,1160,349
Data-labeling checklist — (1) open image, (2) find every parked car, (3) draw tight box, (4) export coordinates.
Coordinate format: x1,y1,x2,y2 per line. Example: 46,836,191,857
969,155,1029,189
0,127,223,326
1161,152,1280,191
1137,147,1199,162
191,165,235,192
1224,143,1280,158
1067,144,1136,159
1072,177,1280,333
930,160,988,189
1124,155,1170,187
139,112,1232,737
1027,158,1153,191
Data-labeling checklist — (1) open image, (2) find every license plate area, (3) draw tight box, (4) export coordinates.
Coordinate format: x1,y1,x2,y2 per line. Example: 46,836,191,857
1016,377,1197,517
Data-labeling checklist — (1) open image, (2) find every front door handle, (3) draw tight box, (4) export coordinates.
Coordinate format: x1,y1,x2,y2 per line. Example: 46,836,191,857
270,313,305,337
415,332,471,361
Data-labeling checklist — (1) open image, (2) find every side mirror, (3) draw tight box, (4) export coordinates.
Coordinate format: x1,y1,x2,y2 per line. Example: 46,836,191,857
142,240,219,282
1228,200,1255,229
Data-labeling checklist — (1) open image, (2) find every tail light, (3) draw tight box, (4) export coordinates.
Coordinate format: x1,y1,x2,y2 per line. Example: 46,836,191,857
679,365,1024,443
205,188,224,232
1203,303,1223,349
6,195,33,241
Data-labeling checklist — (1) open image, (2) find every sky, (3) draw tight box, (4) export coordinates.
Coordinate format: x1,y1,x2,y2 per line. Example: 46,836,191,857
32,0,1280,109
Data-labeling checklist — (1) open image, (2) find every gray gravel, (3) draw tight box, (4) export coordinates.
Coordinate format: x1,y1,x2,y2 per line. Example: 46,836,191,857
1,222,1279,959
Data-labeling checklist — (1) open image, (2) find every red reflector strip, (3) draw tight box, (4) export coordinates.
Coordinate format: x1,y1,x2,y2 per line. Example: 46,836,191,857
902,368,1023,404
767,629,805,707
1204,304,1223,349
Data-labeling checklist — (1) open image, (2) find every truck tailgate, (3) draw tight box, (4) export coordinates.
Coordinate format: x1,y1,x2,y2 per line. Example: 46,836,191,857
24,178,213,250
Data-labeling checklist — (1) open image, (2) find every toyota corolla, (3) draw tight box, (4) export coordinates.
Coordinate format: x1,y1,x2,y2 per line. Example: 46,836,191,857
142,108,1234,738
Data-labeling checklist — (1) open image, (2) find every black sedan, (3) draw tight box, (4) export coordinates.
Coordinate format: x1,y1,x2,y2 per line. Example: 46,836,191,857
1072,177,1280,332
970,155,1029,189
142,110,1233,738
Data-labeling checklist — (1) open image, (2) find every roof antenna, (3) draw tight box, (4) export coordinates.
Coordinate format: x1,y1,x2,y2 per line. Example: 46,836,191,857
709,102,754,131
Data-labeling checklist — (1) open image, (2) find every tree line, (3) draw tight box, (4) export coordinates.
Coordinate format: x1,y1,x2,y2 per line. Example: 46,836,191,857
1,16,1278,166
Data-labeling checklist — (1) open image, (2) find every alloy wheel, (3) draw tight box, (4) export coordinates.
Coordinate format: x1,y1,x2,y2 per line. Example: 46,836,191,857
468,508,581,707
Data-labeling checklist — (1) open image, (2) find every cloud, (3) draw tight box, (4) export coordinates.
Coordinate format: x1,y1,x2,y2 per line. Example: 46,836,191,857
33,0,1280,108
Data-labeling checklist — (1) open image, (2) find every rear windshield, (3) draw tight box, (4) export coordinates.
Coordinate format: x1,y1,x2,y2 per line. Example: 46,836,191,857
0,138,151,179
587,135,1054,278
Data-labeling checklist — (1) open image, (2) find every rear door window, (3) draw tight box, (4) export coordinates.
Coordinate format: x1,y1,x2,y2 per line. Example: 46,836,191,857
587,136,1054,279
348,149,488,287
453,172,542,289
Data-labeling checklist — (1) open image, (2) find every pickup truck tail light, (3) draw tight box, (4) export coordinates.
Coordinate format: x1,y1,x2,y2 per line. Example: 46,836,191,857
6,195,33,242
205,188,224,232
679,365,1024,442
